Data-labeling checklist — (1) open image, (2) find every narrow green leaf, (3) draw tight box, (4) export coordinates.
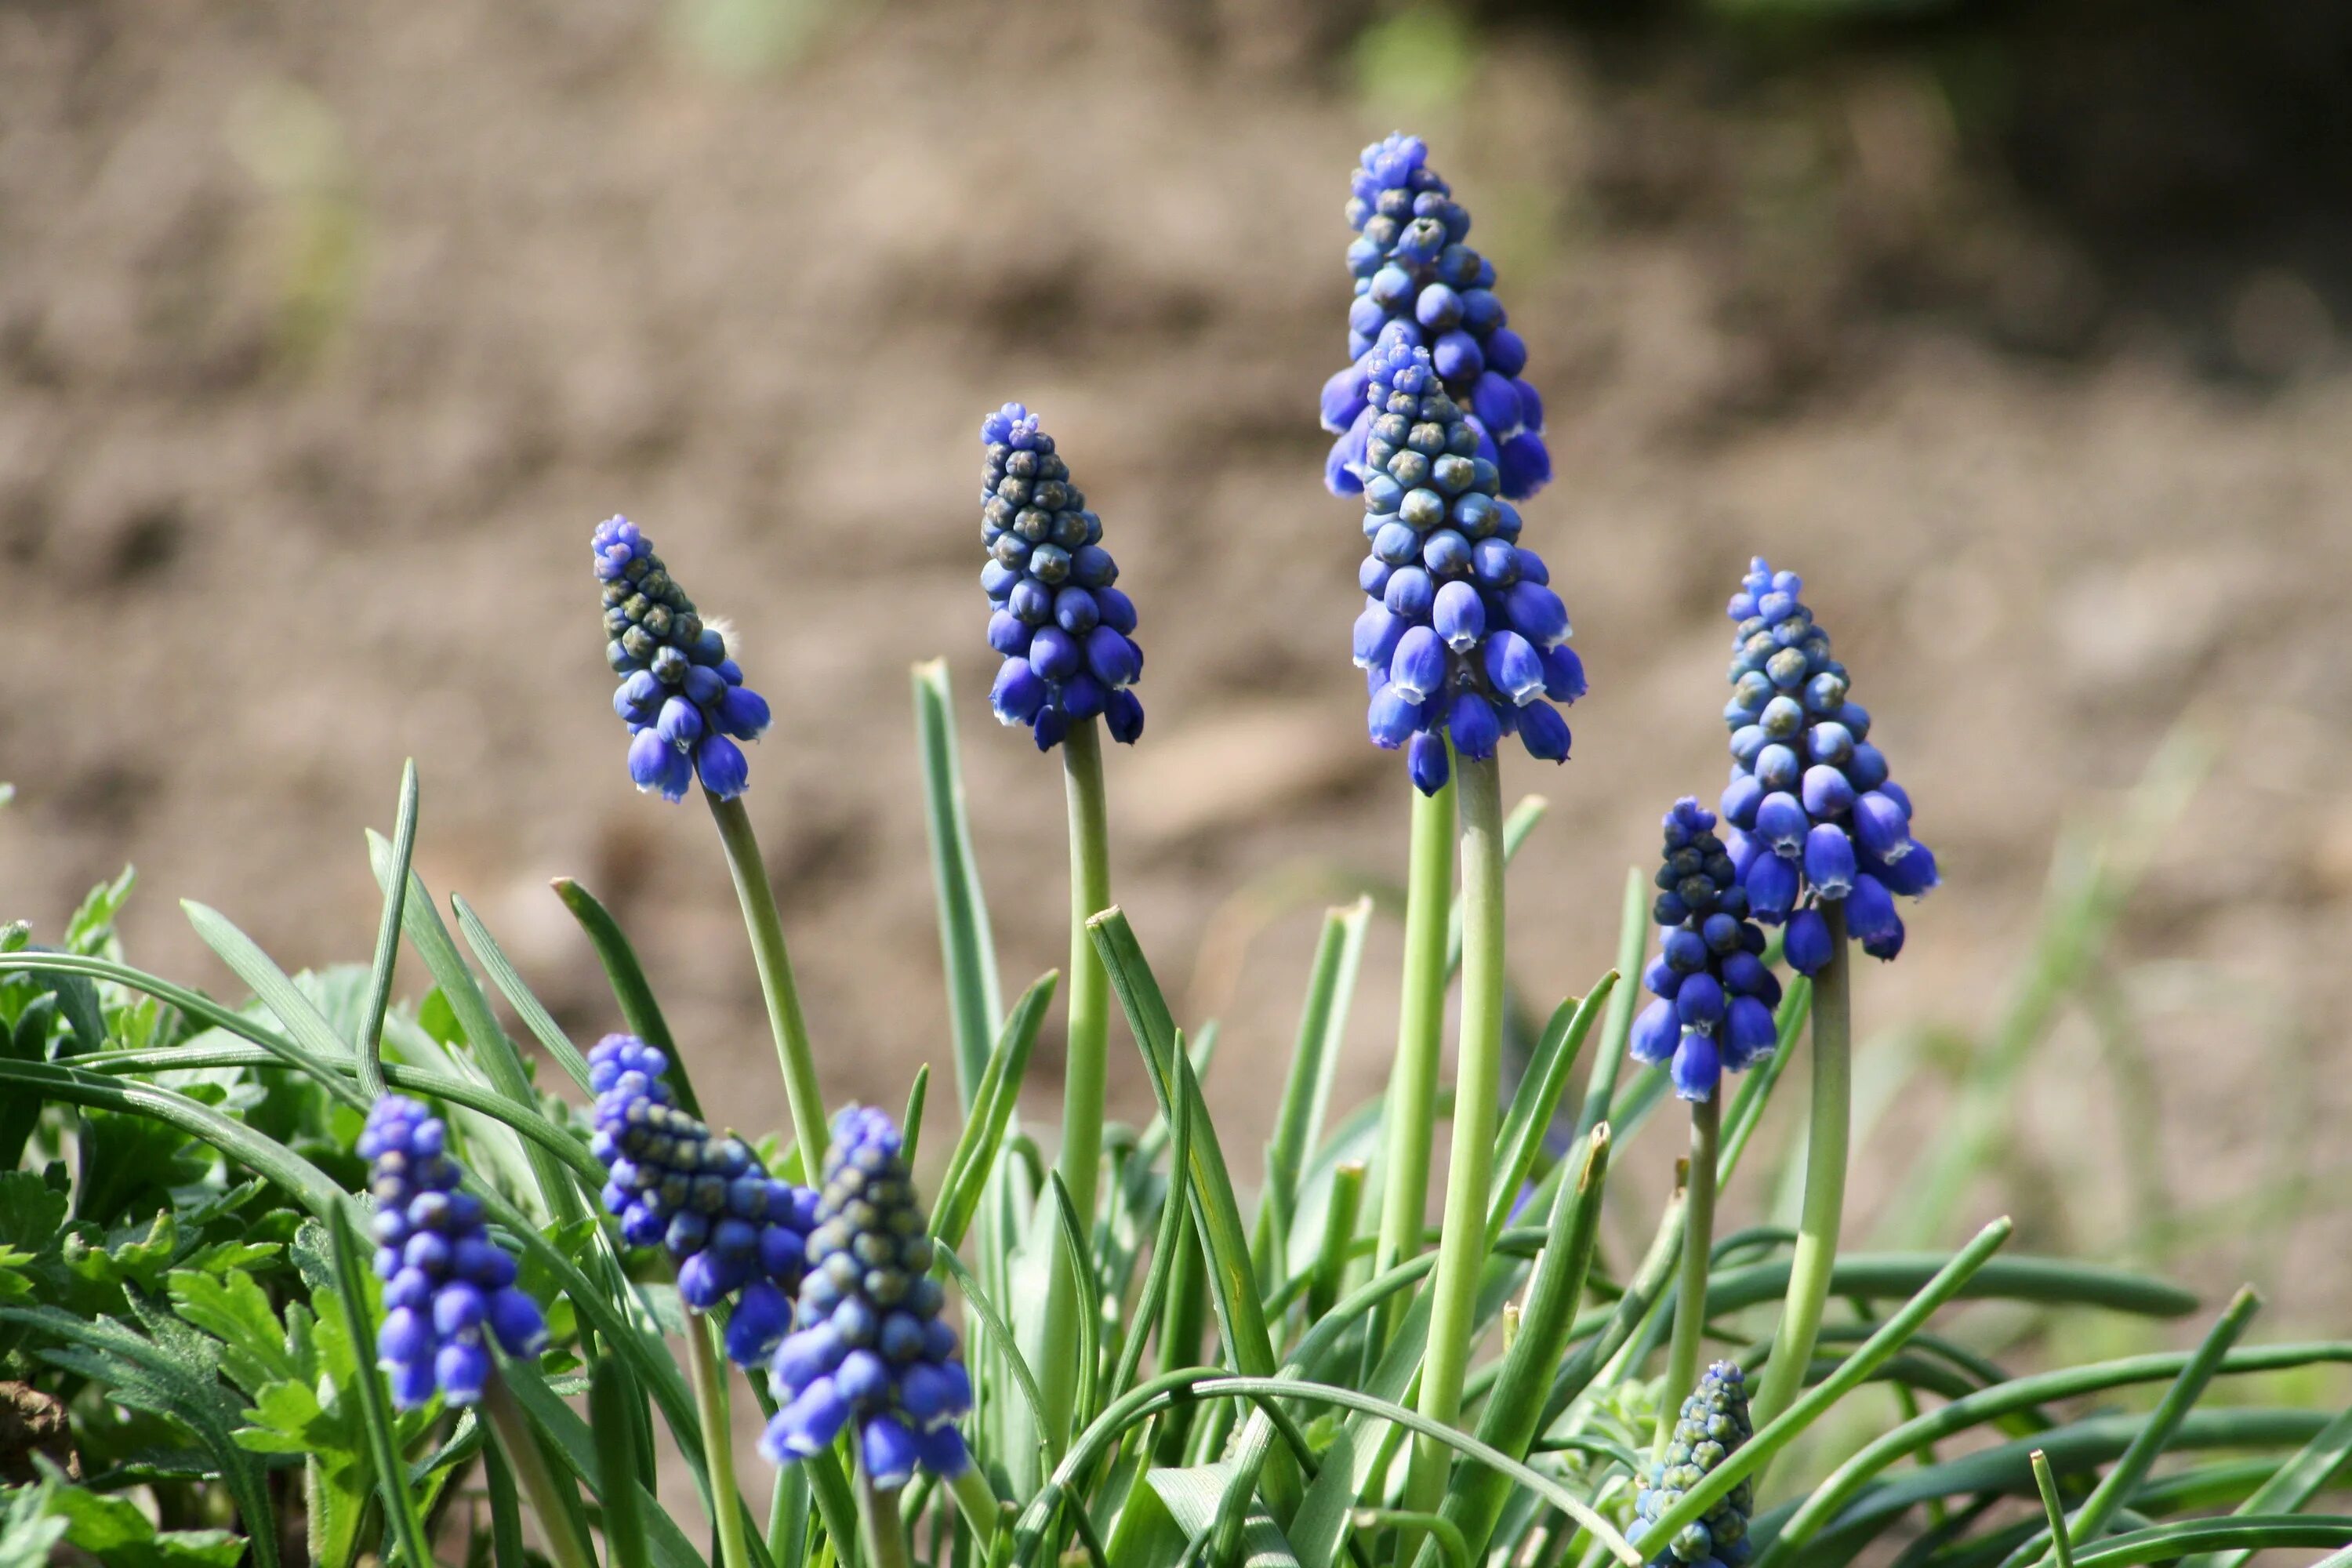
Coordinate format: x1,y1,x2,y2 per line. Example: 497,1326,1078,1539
1483,978,1614,1248
2186,1399,2352,1568
2065,1519,2352,1568
501,1359,714,1568
1105,1067,1193,1413
455,894,595,1092
913,659,1007,1111
180,902,367,1110
551,877,704,1121
938,1246,1056,1464
484,1436,528,1568
1446,1126,1613,1563
592,1357,655,1568
1257,898,1374,1277
1047,1172,1101,1430
366,833,586,1228
325,1207,435,1568
1999,1286,2261,1568
902,1064,931,1170
1574,868,1649,1145
931,971,1057,1249
356,760,420,1098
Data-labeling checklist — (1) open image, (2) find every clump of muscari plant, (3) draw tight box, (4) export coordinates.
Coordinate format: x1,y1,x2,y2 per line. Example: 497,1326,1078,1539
1323,132,1551,500
1719,557,1936,966
587,1032,817,1365
760,1106,972,1489
361,1096,547,1408
0,125,2335,1568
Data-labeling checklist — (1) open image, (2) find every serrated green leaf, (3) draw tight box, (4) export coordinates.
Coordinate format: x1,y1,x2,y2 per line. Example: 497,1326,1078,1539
169,1270,301,1396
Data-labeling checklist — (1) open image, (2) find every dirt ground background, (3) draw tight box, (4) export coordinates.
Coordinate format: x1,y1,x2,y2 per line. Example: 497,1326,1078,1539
4,0,2349,1327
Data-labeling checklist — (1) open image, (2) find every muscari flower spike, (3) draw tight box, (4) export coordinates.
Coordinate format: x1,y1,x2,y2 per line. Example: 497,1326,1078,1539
978,404,1144,753
1718,559,1936,968
1630,799,1784,1103
1630,1361,1755,1568
361,1096,549,1410
587,1034,818,1367
1323,132,1551,502
759,1106,972,1490
594,515,774,802
1351,332,1582,794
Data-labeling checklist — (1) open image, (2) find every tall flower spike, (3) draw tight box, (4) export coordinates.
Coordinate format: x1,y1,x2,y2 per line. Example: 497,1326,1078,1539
759,1106,973,1490
594,515,773,802
361,1096,549,1410
1719,559,1936,968
1630,1361,1755,1568
978,404,1144,752
586,1034,818,1367
1323,133,1550,501
1629,800,1784,1103
1352,332,1582,794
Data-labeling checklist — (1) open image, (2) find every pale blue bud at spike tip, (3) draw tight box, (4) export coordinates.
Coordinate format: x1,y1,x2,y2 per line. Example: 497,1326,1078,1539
1632,800,1784,1103
1719,558,1936,969
360,1096,548,1410
978,404,1144,753
1324,133,1551,503
586,1034,818,1367
1628,1361,1755,1568
1351,333,1580,793
594,516,771,802
759,1106,973,1487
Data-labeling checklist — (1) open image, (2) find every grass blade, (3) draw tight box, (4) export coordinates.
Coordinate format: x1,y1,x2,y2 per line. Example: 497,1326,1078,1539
551,875,705,1120
455,894,594,1092
181,901,367,1109
931,971,1057,1249
356,759,420,1098
592,1356,655,1568
1257,898,1374,1276
1483,978,1615,1247
2186,1399,2352,1568
913,659,1007,1111
938,1246,1056,1464
1047,1172,1102,1429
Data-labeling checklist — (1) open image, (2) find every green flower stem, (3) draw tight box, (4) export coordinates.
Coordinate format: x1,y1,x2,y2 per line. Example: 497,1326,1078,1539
1033,717,1115,1456
482,1373,597,1568
949,1467,1004,1549
1058,717,1115,1226
1755,902,1849,1430
684,1312,754,1568
707,792,829,1176
857,1453,913,1568
1371,772,1458,1351
1657,1095,1722,1461
1400,754,1508,1544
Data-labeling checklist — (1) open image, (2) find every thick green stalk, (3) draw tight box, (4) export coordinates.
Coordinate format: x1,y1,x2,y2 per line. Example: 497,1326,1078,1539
857,1456,912,1568
1372,773,1458,1348
1401,756,1508,1541
1032,717,1114,1458
1658,1094,1722,1460
1058,717,1114,1229
1755,902,1849,1427
706,793,829,1174
483,1374,598,1568
684,1314,754,1568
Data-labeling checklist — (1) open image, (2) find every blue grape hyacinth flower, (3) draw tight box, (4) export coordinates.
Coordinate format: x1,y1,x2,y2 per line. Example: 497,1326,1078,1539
1351,332,1582,793
1629,1360,1755,1568
1323,133,1551,502
759,1106,972,1490
1718,559,1936,968
360,1096,549,1410
1629,800,1784,1102
978,403,1145,753
587,1033,818,1367
594,515,774,802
